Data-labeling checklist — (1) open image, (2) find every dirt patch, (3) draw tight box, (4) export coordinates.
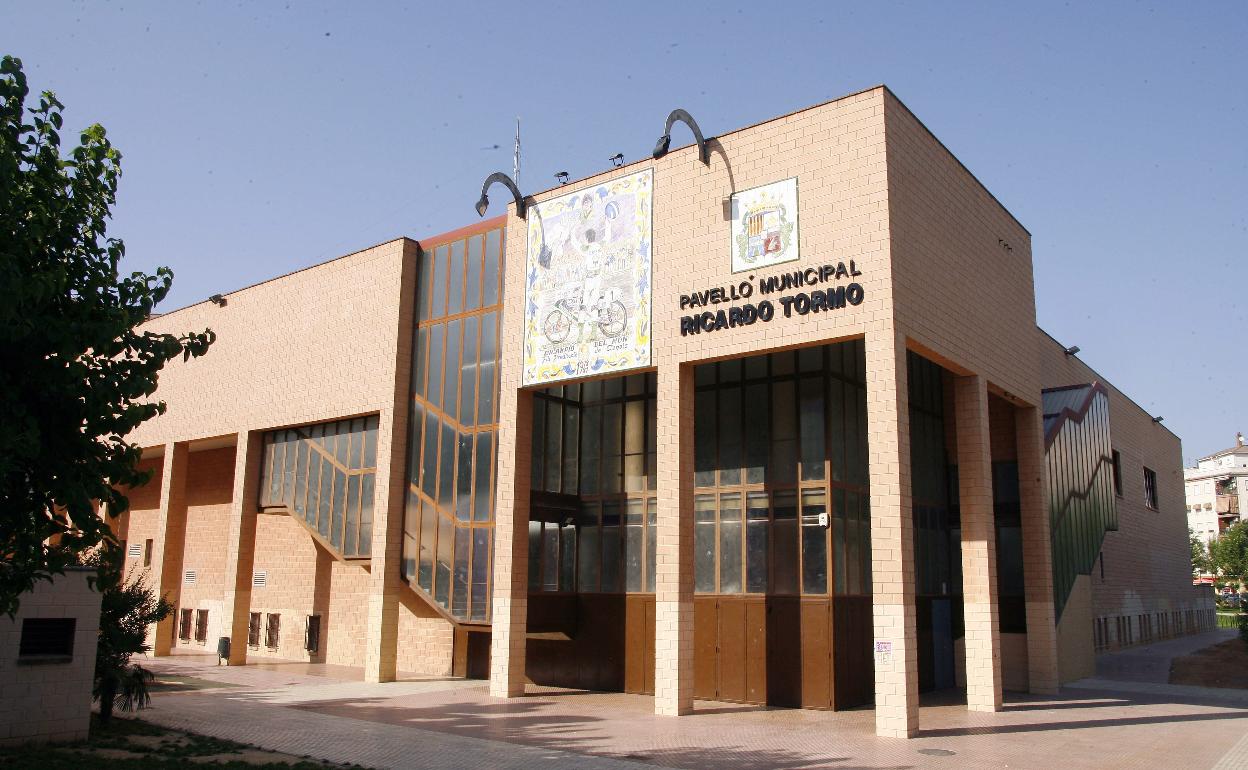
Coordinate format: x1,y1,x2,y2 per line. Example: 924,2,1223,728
1169,638,1248,690
0,716,343,769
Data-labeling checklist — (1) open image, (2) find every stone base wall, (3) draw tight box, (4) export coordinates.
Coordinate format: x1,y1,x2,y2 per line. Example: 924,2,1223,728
0,569,102,746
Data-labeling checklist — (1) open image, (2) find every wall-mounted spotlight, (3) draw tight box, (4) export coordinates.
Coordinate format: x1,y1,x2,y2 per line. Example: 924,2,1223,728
609,153,624,168
209,294,227,307
475,172,527,219
1064,346,1080,356
653,108,710,165
555,171,569,185
1153,416,1165,423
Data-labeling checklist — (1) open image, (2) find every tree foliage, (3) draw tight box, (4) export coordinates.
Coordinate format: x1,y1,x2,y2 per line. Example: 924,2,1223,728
82,547,173,723
0,55,213,616
1210,520,1248,583
1190,528,1210,576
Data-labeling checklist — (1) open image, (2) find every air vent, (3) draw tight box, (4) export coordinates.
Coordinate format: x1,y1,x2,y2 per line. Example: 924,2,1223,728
127,543,142,559
252,570,267,588
183,570,197,585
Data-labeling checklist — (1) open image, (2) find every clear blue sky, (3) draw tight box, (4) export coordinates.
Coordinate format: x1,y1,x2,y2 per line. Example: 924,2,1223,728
6,1,1245,462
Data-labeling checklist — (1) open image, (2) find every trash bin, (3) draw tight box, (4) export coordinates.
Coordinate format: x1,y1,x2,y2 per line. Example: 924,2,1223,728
217,636,231,664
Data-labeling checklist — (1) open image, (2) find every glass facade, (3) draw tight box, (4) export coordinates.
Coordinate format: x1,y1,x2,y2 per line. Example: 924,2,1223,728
402,225,504,621
527,341,871,597
692,341,871,596
529,373,659,593
259,415,379,559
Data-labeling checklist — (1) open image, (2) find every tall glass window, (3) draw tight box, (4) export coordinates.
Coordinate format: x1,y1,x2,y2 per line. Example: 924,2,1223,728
402,223,505,621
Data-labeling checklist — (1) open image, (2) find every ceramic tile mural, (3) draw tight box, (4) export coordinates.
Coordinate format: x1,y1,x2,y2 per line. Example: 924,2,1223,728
523,169,653,385
730,177,799,273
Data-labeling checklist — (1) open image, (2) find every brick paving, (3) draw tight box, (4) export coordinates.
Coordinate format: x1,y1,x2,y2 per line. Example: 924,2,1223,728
133,654,1248,769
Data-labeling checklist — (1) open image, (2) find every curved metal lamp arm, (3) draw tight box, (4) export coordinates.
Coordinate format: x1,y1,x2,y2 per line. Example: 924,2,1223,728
475,172,527,219
652,108,710,165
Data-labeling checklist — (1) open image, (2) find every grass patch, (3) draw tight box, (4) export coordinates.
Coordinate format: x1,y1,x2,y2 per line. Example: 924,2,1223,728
0,715,337,769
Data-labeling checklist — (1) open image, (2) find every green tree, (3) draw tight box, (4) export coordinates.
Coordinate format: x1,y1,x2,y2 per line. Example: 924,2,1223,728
0,55,213,616
82,547,173,724
1210,520,1248,584
1191,528,1210,576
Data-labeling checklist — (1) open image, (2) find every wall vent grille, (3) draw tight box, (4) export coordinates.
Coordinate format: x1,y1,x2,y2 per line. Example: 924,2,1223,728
183,570,197,585
252,570,267,588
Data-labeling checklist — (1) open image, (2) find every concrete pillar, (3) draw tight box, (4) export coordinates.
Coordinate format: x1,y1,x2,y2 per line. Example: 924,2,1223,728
220,431,263,665
150,441,189,655
365,407,405,682
1015,405,1059,694
488,386,534,697
953,375,1003,712
866,330,919,738
654,363,695,716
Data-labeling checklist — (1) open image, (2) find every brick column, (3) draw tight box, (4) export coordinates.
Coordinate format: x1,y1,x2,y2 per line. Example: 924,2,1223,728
365,238,417,681
365,406,405,682
654,362,695,716
149,441,189,655
220,431,263,665
489,386,534,697
865,330,919,738
1015,405,1059,694
953,375,1003,712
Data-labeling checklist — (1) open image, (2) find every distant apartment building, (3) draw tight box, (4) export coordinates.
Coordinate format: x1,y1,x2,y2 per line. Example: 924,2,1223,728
1186,433,1248,545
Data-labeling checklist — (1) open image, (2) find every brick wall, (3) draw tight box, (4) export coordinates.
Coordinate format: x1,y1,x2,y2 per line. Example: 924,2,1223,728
883,90,1040,403
247,512,324,661
0,569,102,746
119,457,163,585
394,592,453,676
324,562,370,667
128,239,413,447
172,447,235,653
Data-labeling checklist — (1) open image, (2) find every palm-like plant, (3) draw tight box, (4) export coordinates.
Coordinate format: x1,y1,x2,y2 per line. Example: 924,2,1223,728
82,548,172,724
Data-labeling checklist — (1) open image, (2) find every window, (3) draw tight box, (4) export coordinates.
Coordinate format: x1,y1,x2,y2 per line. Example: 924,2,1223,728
403,224,504,622
305,615,321,653
247,612,261,647
265,613,281,648
1144,467,1159,510
19,618,75,659
144,539,154,567
258,415,380,559
178,608,193,640
1111,450,1123,497
194,609,209,642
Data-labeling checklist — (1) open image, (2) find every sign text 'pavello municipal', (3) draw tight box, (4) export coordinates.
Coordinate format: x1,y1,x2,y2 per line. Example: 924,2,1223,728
678,261,865,336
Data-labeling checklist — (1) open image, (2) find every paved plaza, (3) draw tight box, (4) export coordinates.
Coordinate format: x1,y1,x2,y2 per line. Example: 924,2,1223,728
135,635,1248,770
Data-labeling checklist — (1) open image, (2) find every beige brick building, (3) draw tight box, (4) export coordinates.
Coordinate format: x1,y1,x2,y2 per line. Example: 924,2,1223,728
113,86,1210,739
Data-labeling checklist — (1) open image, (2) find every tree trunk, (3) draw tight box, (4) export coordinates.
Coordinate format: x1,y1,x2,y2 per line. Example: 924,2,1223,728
98,677,116,724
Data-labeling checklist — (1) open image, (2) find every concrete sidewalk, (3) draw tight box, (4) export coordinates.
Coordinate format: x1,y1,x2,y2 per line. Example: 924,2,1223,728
129,654,1248,770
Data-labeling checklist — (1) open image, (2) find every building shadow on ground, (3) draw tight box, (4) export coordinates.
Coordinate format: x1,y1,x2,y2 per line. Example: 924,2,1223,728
282,695,913,770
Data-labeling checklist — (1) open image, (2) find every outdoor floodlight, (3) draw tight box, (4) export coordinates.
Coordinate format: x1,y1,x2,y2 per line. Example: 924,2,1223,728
475,172,526,219
652,108,710,165
555,171,569,184
609,153,624,167
1064,346,1080,356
